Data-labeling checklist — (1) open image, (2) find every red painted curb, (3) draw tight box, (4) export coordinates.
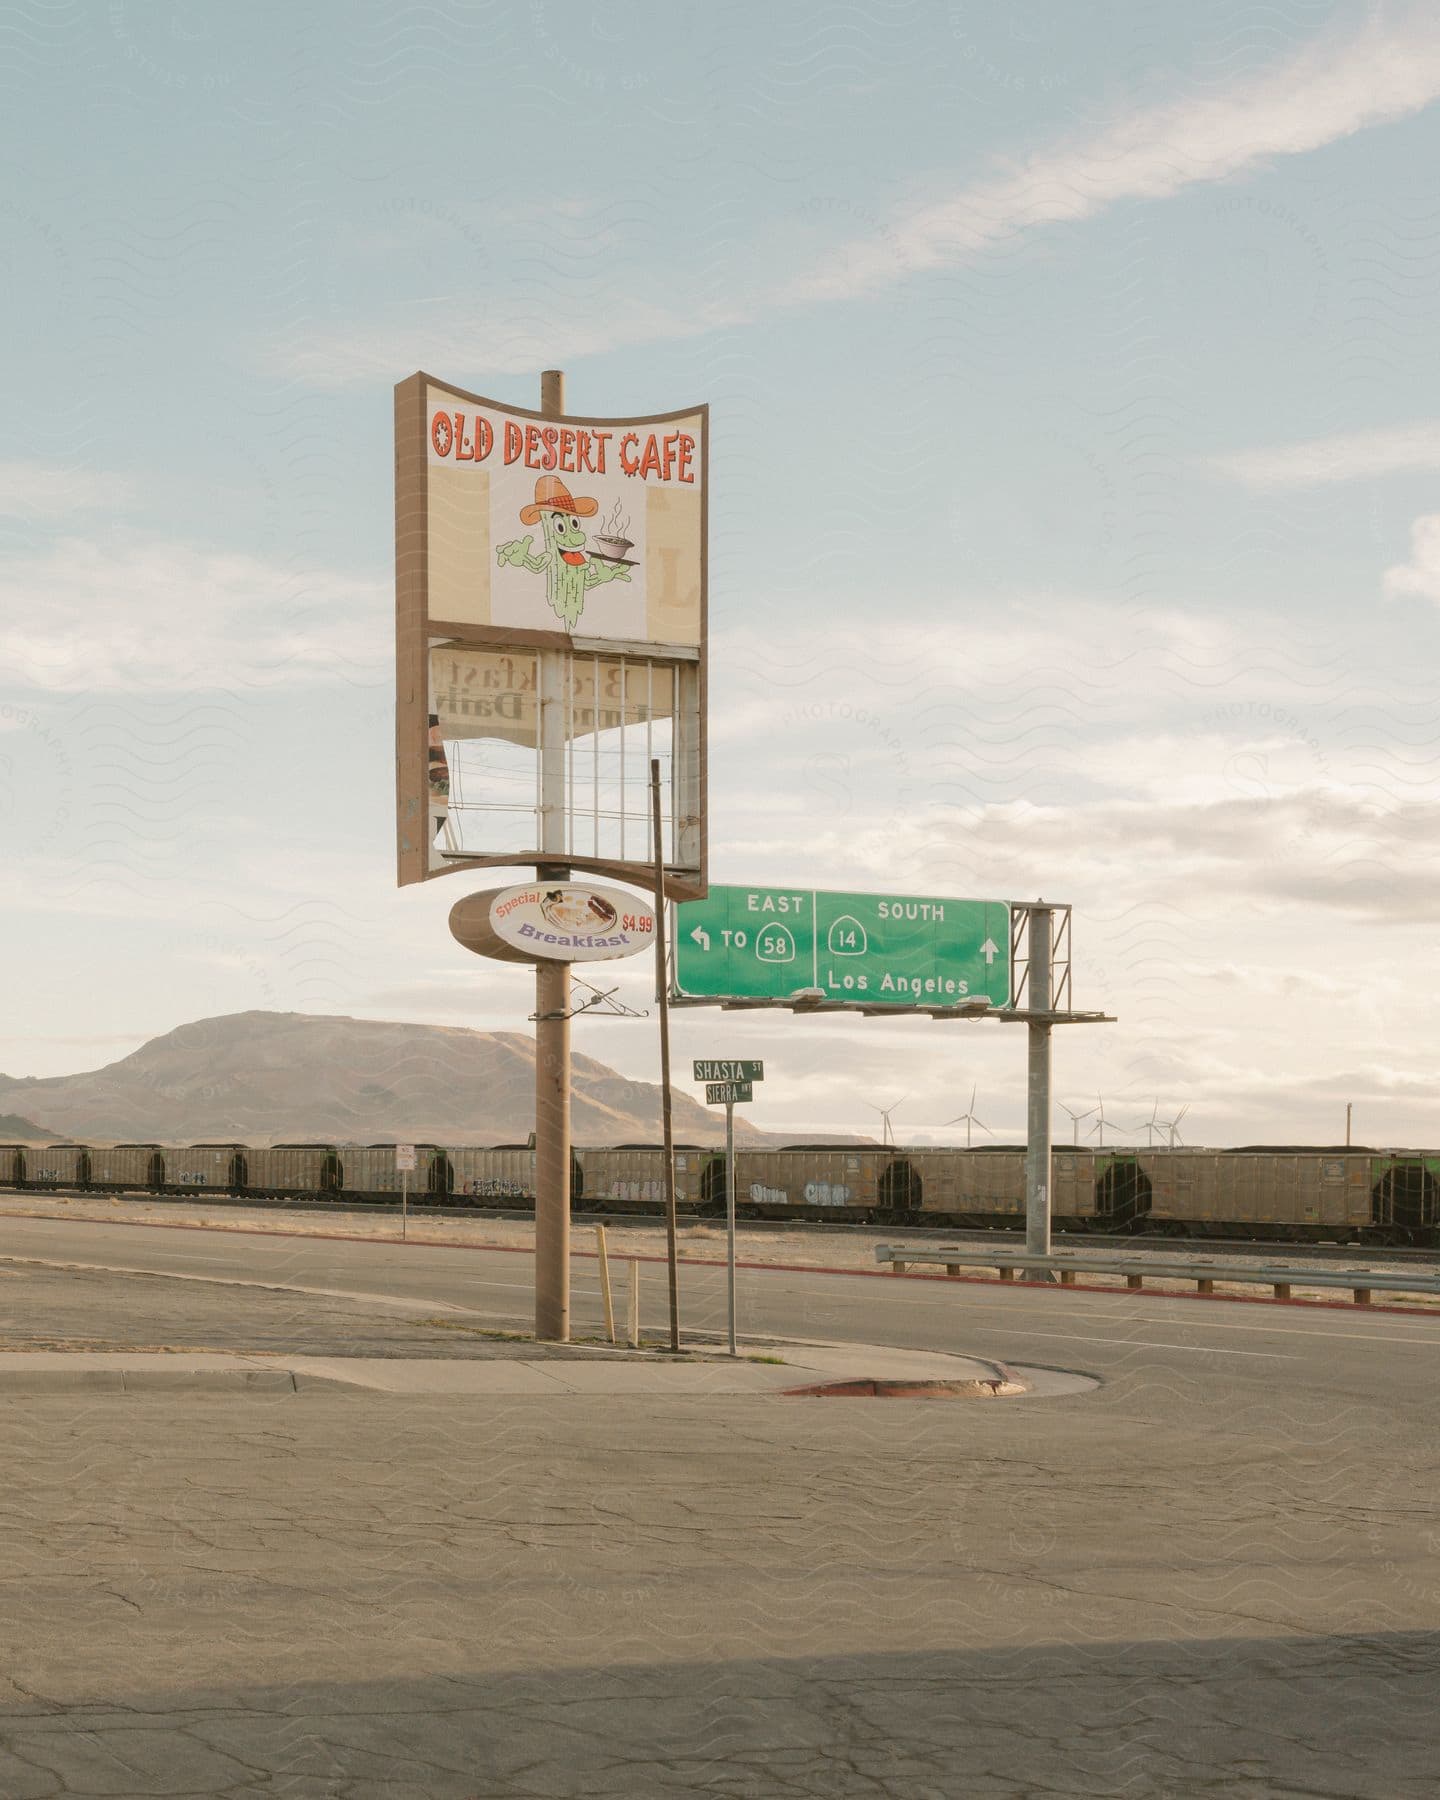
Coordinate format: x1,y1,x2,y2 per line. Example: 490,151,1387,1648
1,1207,1434,1316
782,1377,1025,1399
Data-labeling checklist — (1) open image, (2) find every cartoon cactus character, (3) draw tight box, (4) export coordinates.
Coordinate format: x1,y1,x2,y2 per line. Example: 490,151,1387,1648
495,475,632,630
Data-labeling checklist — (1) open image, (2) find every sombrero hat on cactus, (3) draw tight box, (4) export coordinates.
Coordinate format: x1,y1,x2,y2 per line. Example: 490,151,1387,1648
519,475,599,524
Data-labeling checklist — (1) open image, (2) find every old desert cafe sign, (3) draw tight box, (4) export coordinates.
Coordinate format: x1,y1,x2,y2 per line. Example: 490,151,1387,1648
402,377,704,648
448,882,656,964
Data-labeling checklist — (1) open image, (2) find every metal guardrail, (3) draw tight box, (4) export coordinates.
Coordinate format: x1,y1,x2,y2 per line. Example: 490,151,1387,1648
874,1244,1440,1305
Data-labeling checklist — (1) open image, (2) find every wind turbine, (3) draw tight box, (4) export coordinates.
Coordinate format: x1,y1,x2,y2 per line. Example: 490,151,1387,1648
1161,1102,1190,1149
944,1085,992,1150
1088,1095,1121,1148
1060,1100,1098,1148
868,1094,908,1149
1133,1098,1163,1148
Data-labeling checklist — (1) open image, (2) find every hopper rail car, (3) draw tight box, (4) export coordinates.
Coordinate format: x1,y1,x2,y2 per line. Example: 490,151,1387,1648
1,1141,1438,1246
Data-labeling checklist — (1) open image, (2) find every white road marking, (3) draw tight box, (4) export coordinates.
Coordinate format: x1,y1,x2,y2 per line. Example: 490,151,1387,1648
964,1326,1297,1358
900,1300,1440,1349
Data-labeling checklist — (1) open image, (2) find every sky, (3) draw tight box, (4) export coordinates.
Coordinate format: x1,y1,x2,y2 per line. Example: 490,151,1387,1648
4,0,1440,1149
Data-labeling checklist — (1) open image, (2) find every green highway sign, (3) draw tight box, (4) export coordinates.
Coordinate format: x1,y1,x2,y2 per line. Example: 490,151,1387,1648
693,1059,764,1082
675,886,1011,1009
706,1080,753,1105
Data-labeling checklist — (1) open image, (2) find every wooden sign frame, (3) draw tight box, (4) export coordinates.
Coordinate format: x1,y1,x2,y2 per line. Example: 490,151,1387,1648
395,371,708,899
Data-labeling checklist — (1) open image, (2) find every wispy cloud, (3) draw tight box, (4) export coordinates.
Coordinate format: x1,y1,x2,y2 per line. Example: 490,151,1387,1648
783,8,1440,304
794,789,1440,926
278,10,1440,386
273,290,747,389
1385,512,1440,603
0,462,135,519
0,537,386,693
1207,422,1440,489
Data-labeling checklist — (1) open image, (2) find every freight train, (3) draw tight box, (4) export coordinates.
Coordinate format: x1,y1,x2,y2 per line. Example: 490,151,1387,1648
1,1140,1437,1245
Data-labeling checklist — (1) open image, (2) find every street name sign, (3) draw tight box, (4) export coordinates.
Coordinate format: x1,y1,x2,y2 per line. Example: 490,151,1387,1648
675,887,1011,1008
693,1059,764,1082
706,1081,753,1105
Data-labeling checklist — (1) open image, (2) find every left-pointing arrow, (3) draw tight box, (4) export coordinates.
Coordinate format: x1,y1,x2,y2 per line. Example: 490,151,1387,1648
691,925,711,951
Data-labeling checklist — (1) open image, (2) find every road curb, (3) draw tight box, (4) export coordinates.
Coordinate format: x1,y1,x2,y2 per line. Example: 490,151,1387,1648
0,1345,1054,1400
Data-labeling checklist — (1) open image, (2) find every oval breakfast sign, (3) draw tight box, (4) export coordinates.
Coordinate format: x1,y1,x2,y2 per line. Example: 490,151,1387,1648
448,882,656,965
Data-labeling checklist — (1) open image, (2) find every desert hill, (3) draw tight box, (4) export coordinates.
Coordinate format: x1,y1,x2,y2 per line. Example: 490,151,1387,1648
0,1112,54,1142
0,1011,778,1147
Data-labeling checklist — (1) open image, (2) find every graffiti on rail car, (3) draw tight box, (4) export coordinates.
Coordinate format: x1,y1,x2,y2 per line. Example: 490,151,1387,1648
463,1177,530,1200
803,1182,852,1206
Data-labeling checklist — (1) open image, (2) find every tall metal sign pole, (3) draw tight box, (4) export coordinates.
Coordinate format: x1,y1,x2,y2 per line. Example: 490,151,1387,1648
534,366,572,1343
1024,905,1053,1257
725,1093,736,1355
397,362,707,1345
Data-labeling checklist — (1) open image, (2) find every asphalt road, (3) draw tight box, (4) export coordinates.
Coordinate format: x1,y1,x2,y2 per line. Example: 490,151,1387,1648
0,1214,1436,1799
4,1210,1437,1403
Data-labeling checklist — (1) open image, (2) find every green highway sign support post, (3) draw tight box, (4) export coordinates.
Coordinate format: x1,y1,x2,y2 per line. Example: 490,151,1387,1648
696,1058,764,1354
1024,908,1053,1263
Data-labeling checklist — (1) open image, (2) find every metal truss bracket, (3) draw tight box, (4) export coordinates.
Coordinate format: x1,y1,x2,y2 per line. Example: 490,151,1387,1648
530,976,648,1024
1011,902,1073,1013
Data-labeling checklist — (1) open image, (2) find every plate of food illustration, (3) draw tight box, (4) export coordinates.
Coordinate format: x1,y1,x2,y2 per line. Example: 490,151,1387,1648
540,888,620,934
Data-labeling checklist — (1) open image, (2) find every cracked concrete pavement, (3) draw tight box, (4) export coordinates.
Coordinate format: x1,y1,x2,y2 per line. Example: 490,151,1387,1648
0,1214,1435,1797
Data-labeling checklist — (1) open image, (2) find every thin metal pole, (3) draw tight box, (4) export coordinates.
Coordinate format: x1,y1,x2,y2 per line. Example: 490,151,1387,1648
650,756,681,1352
1025,906,1054,1259
596,1224,616,1344
591,650,600,858
726,1098,737,1356
534,366,571,1343
1346,1102,1352,1148
401,1167,407,1241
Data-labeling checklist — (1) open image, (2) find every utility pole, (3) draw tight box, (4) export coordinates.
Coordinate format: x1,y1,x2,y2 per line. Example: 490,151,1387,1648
1024,905,1053,1258
533,366,571,1342
1346,1102,1352,1148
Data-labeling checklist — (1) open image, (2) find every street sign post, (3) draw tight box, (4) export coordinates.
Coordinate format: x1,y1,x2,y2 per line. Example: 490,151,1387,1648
675,887,1011,1009
699,1058,763,1356
396,1144,417,1239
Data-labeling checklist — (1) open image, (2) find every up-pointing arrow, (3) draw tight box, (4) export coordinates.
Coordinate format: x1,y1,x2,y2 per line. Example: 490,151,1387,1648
980,937,999,964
